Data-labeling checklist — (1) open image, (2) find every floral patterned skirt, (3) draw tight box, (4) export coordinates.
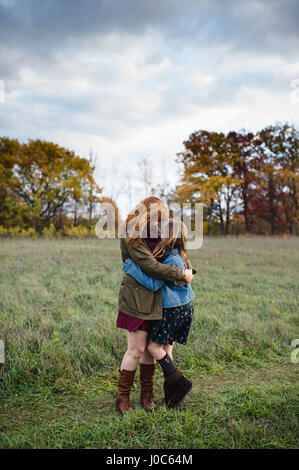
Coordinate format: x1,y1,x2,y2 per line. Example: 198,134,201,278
147,302,194,346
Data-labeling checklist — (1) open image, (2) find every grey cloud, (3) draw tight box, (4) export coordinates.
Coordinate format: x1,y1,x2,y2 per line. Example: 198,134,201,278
0,0,298,147
1,0,298,60
0,0,298,93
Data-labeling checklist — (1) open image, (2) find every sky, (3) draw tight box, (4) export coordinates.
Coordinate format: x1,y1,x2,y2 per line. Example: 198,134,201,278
0,0,299,216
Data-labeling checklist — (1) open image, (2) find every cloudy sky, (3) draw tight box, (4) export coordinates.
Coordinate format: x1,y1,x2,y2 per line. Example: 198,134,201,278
0,0,299,215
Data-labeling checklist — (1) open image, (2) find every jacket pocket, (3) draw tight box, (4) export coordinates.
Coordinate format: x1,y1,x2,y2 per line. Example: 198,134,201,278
119,273,154,314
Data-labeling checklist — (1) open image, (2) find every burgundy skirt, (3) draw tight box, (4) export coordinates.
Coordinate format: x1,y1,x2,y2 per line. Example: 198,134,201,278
116,310,153,333
117,236,161,334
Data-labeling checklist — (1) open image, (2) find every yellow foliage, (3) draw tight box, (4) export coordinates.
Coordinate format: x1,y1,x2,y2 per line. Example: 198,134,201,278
0,226,8,236
63,225,91,238
0,224,97,238
19,227,38,238
0,226,38,237
42,223,56,238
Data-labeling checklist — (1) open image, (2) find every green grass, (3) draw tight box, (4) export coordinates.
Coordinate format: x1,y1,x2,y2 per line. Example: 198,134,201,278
0,237,298,448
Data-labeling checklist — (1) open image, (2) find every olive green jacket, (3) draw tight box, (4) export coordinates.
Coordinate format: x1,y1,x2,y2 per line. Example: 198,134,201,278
118,238,187,320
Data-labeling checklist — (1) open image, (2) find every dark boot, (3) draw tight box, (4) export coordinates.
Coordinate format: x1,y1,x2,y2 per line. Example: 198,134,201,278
115,368,137,415
162,381,173,406
167,374,192,408
140,363,155,411
162,368,183,405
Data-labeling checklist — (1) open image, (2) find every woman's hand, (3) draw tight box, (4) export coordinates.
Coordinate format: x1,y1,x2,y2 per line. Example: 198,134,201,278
184,269,193,283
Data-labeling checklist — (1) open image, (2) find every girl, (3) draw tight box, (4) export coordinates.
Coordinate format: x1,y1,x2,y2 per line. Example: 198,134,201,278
123,219,195,408
115,197,193,415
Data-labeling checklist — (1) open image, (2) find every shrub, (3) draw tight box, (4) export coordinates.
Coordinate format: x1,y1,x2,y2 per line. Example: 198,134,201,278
42,223,56,238
0,226,8,237
0,226,39,238
63,225,91,238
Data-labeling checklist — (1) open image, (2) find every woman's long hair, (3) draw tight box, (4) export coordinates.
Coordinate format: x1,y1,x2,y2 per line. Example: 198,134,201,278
124,196,169,248
153,219,190,266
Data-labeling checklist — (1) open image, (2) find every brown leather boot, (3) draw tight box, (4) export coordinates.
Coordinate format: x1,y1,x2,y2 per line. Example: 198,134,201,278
115,368,137,415
139,363,155,411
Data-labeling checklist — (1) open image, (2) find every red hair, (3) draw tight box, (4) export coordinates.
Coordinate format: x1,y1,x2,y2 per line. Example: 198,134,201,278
125,196,169,247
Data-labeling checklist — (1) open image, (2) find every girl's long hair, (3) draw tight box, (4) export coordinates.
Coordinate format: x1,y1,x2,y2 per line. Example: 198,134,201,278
153,219,190,266
124,196,169,248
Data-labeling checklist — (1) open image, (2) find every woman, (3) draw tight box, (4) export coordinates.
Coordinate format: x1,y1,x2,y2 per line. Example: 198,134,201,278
115,196,193,415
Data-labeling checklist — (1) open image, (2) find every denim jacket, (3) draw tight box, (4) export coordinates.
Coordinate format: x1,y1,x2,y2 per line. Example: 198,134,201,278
123,248,194,308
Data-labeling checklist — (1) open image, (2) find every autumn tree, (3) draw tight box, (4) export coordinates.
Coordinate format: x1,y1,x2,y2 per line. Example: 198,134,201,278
0,138,102,231
257,126,288,235
258,124,299,235
0,137,28,227
175,130,242,235
228,130,259,232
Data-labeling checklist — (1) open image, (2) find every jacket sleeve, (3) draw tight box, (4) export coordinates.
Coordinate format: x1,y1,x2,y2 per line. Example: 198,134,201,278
123,259,164,292
125,239,186,282
163,252,196,285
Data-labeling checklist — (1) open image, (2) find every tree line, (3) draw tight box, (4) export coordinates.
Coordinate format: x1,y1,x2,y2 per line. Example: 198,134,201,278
173,123,299,235
0,122,298,236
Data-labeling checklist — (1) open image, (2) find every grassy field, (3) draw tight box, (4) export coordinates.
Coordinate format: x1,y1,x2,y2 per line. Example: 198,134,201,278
0,237,298,449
